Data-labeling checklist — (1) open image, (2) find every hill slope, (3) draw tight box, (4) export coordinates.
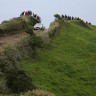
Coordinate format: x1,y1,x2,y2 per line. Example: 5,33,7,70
20,20,96,96
0,16,38,36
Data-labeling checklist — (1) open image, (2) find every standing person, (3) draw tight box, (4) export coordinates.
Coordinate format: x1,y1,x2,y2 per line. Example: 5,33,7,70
28,10,32,15
37,16,40,22
62,15,64,18
20,11,25,17
33,13,34,17
25,11,28,16
72,16,74,20
34,14,37,18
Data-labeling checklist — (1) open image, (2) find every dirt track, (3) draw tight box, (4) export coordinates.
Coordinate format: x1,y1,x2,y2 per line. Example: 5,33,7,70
0,32,28,49
0,30,49,50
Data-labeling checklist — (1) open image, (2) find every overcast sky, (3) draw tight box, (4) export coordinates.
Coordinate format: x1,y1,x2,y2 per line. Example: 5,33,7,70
0,0,96,28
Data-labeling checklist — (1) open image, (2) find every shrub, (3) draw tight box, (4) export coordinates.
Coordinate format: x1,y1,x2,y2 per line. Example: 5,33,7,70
1,20,9,24
25,25,44,58
27,16,39,25
25,26,34,36
16,36,32,58
0,16,38,36
0,34,43,73
54,14,62,20
0,75,6,94
0,26,5,36
3,46,21,68
20,89,55,96
2,18,28,34
48,21,60,38
28,35,43,58
48,28,57,38
0,53,12,73
16,33,43,59
0,46,21,73
5,69,34,93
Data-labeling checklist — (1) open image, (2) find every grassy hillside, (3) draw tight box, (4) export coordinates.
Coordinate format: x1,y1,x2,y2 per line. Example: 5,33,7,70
20,20,96,96
0,16,38,36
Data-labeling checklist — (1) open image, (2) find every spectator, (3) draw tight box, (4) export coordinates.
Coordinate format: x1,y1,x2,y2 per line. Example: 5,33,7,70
72,16,74,20
20,11,25,17
62,15,64,18
25,11,29,16
65,15,67,19
89,22,91,25
37,16,41,23
28,10,32,16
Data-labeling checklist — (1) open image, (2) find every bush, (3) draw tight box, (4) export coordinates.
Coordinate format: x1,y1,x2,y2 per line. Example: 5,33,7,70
48,28,57,38
0,53,12,73
16,36,32,58
0,34,43,73
1,20,9,24
25,25,44,58
0,16,38,36
0,46,21,73
6,69,34,93
20,89,55,96
28,35,43,58
16,34,43,59
27,16,39,25
3,46,21,68
0,28,3,36
54,14,62,21
25,26,34,36
48,21,60,38
2,18,28,34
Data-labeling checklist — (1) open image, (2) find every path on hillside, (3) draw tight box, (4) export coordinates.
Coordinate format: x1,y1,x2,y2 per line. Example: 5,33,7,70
0,29,49,50
0,32,28,49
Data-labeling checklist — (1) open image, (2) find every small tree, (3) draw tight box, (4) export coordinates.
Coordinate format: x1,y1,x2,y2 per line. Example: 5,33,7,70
0,46,21,73
0,54,11,73
25,26,43,58
54,14,62,20
29,35,43,58
5,69,34,93
25,26,34,36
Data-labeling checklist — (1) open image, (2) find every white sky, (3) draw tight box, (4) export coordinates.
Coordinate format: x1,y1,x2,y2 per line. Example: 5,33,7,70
0,0,96,28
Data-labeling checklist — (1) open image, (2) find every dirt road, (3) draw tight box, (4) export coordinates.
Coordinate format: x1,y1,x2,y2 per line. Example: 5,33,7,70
0,29,49,50
0,32,28,49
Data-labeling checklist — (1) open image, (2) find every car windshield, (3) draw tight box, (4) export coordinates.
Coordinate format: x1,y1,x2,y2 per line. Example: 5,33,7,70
34,23,42,27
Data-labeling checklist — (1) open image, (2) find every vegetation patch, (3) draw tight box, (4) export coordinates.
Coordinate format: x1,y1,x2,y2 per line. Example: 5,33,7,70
0,16,38,36
0,30,44,95
48,21,60,38
1,16,96,96
20,89,55,96
69,20,91,30
6,69,34,93
20,20,96,96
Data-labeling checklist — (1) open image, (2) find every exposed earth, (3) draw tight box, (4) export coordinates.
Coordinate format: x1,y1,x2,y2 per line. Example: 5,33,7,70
0,32,28,49
0,29,48,50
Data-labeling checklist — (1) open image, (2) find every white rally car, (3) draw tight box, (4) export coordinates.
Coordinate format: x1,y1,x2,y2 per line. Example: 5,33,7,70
34,23,44,30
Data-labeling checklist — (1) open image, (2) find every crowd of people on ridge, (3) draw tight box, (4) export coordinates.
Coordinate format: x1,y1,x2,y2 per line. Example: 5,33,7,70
61,14,91,25
20,10,41,23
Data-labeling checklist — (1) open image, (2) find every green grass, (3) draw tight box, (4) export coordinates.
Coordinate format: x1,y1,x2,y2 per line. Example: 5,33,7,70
0,16,38,36
20,20,96,96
